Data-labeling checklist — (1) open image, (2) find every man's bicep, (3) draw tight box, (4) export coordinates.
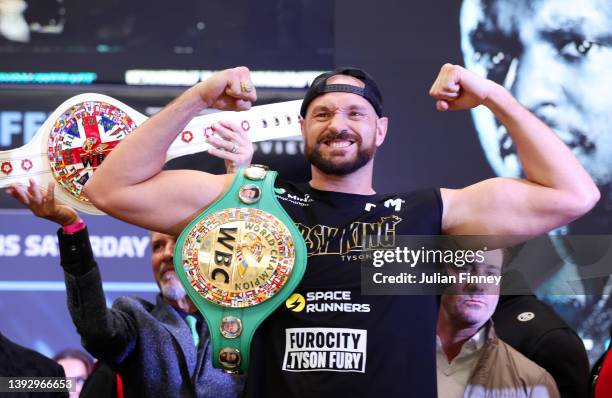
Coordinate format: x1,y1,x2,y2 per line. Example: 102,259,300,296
87,170,232,234
441,177,575,236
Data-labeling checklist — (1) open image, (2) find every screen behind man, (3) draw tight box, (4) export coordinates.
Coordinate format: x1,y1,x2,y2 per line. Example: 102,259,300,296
460,0,612,362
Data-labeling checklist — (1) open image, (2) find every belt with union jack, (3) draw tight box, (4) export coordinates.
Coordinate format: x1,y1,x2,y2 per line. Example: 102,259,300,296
0,93,302,215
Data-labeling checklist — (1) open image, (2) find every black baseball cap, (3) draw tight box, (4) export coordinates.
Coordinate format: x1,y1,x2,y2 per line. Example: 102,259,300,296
300,67,384,117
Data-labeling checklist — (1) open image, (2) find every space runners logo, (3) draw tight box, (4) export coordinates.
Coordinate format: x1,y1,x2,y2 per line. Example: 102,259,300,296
275,188,315,207
285,293,306,312
285,291,370,313
282,328,367,373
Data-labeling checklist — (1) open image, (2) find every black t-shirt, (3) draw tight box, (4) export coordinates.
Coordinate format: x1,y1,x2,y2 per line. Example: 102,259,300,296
245,181,442,397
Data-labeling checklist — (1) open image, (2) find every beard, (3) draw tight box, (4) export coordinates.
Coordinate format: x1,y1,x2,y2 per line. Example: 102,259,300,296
160,278,187,301
305,131,377,175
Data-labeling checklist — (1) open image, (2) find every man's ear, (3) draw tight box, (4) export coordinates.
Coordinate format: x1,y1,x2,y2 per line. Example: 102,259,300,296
375,117,389,147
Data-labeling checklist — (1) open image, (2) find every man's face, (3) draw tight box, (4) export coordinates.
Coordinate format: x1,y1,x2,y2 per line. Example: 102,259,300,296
440,250,503,329
224,321,239,333
300,75,388,175
57,358,87,397
151,232,185,301
461,0,612,185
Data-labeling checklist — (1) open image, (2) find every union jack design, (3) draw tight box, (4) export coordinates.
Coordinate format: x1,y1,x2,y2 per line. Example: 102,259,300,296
47,101,137,203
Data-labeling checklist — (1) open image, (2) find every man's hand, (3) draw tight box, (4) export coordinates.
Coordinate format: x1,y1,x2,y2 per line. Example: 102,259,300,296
6,179,79,226
206,120,255,173
195,66,257,111
429,63,496,112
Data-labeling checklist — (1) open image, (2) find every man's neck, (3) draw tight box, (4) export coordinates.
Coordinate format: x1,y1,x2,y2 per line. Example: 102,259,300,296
437,314,485,363
309,164,375,195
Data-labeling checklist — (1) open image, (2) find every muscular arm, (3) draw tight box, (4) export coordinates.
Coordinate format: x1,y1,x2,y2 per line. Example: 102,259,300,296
84,67,256,235
430,64,599,235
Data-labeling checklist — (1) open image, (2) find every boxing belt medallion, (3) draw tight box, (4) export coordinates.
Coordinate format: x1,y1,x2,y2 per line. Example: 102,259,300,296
174,165,307,373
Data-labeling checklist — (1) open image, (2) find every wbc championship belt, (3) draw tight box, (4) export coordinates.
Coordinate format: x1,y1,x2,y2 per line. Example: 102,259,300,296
173,165,306,373
0,93,301,214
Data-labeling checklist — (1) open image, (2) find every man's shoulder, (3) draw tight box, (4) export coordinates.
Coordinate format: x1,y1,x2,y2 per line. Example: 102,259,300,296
494,295,582,350
496,295,569,327
381,187,442,205
112,295,156,313
462,326,558,397
495,336,556,384
275,178,440,204
0,334,65,378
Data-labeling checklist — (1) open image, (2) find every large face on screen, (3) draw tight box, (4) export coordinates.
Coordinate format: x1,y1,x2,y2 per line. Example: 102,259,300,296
460,0,612,186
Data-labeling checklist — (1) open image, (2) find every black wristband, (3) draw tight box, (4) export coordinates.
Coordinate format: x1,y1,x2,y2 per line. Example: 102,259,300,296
57,227,96,276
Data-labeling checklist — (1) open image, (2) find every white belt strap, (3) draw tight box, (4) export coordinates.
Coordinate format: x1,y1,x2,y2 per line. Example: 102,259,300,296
0,93,302,214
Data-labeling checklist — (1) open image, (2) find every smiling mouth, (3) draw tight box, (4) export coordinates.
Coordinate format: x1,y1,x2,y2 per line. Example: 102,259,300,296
318,130,360,149
323,138,355,148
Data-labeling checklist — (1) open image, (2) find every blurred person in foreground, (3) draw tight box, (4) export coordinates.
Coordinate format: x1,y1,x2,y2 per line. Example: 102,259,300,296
53,348,93,398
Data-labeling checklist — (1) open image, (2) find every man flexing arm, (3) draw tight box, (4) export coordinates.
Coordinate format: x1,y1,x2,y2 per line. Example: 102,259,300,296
84,67,256,236
430,64,600,235
85,64,599,238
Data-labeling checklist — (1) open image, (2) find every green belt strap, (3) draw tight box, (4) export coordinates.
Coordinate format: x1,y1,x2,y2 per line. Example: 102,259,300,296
174,166,307,373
